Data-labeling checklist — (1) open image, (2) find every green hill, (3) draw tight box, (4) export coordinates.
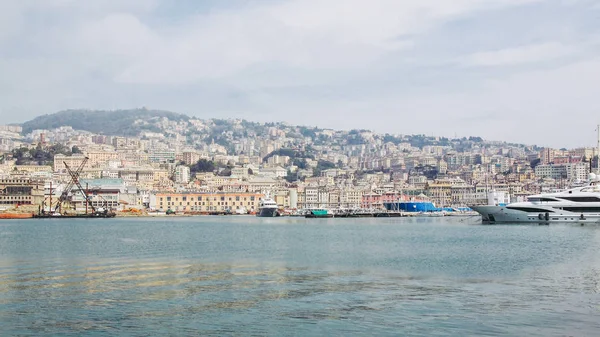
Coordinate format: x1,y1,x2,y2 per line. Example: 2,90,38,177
21,109,190,136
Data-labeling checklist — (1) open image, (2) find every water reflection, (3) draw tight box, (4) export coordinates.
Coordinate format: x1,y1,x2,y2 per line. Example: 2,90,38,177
2,218,600,335
1,256,600,335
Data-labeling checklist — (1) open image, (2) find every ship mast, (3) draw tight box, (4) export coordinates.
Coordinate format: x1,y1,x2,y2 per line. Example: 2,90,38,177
597,124,600,175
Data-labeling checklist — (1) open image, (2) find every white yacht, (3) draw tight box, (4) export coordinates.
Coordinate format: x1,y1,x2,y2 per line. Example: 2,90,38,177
256,193,279,217
471,173,600,224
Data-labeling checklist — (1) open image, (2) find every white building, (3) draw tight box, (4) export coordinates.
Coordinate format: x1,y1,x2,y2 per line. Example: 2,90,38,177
564,162,590,182
175,166,191,184
535,164,567,180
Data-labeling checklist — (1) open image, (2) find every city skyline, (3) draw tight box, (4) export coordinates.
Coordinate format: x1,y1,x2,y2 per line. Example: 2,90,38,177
1,0,599,148
17,108,600,150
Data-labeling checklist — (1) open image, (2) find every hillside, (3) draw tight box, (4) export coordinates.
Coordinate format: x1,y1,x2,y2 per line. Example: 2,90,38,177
18,109,536,152
21,109,190,136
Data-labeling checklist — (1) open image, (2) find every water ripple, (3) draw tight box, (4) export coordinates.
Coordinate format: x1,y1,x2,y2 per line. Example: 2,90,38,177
1,218,600,335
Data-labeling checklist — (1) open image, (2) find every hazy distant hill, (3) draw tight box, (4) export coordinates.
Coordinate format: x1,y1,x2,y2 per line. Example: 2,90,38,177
19,108,534,151
21,109,190,136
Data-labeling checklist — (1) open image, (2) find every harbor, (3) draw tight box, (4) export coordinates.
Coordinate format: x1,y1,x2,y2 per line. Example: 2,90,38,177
1,216,598,336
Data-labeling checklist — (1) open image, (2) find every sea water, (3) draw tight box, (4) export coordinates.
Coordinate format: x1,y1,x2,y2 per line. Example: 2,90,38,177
0,216,599,336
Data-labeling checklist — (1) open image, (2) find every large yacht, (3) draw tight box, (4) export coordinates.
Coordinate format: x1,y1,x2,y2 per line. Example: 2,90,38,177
256,193,279,217
471,173,600,224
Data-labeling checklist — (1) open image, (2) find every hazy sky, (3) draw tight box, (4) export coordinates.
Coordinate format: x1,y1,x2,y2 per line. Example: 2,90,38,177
1,0,599,148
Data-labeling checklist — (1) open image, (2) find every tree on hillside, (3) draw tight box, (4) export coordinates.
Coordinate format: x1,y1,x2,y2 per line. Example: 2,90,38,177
383,134,402,144
313,160,336,176
21,109,190,136
412,164,438,180
11,143,73,166
292,158,308,169
285,169,298,183
190,159,216,173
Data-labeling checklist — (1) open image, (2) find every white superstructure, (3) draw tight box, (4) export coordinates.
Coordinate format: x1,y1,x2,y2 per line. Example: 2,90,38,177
472,173,600,224
472,125,600,224
256,192,279,217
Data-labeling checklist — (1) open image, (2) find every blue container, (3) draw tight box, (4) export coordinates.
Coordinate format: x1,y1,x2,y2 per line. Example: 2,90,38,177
384,202,438,212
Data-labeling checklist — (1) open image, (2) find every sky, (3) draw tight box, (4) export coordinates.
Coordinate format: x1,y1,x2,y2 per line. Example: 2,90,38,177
1,0,599,148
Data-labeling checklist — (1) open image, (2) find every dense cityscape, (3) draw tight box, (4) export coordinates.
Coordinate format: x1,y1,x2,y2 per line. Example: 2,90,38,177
0,109,596,216
3,1,600,335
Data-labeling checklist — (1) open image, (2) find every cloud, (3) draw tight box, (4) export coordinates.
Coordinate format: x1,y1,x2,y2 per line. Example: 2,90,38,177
108,0,545,84
464,42,577,67
77,13,156,58
0,0,599,148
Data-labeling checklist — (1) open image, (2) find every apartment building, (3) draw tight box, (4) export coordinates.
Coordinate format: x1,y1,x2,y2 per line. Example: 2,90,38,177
0,176,45,206
53,154,89,172
152,192,264,212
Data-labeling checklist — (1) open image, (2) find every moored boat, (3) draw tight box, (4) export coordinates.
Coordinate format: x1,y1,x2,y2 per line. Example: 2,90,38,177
0,213,34,219
305,209,334,218
471,125,600,225
470,173,600,224
256,193,280,217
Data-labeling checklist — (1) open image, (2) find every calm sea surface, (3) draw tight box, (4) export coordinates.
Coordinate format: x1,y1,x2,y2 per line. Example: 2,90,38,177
1,216,600,336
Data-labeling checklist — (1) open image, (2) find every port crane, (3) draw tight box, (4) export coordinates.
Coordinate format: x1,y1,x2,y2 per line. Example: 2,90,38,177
64,161,98,215
51,157,89,213
38,156,115,218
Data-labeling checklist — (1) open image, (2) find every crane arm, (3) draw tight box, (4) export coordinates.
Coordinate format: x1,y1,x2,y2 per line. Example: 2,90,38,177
65,160,96,213
54,157,89,212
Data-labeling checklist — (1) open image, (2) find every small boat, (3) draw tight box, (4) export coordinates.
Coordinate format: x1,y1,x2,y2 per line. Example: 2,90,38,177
305,209,334,218
235,207,249,215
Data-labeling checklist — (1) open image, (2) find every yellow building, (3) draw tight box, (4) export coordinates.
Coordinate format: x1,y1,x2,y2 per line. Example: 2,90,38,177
53,154,89,172
153,170,170,182
0,177,45,206
426,181,452,208
14,165,53,173
153,192,264,213
85,151,119,167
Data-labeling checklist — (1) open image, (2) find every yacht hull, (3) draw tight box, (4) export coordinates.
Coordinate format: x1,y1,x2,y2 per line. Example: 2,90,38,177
470,205,600,224
256,208,279,217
